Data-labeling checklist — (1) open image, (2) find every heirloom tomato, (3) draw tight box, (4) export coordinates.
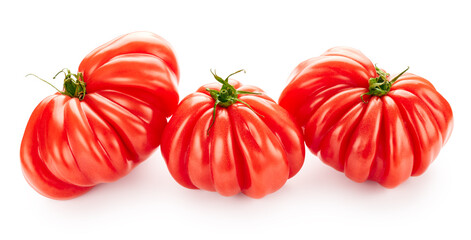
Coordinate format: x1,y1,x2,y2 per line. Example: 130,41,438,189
279,47,453,188
21,32,179,199
161,70,305,198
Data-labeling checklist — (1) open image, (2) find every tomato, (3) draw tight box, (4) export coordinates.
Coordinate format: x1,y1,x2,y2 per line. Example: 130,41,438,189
20,32,179,199
279,47,453,188
160,70,305,198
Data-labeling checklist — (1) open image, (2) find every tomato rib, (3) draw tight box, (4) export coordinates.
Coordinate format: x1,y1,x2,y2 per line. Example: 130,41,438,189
388,90,442,176
343,98,383,182
295,84,357,127
80,102,131,176
79,32,179,80
187,107,216,191
210,108,242,196
65,99,120,183
228,105,289,198
305,88,366,154
371,96,414,187
161,94,214,189
241,95,304,177
317,102,365,172
391,77,453,145
21,95,92,199
391,88,444,146
40,95,94,186
86,54,179,116
85,93,147,163
279,54,375,126
228,109,252,194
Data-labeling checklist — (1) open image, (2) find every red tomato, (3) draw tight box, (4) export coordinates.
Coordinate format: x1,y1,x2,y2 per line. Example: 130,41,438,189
279,47,453,188
20,32,179,199
161,70,305,198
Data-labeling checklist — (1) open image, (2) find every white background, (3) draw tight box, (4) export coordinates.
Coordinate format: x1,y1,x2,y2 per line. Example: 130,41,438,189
1,0,470,239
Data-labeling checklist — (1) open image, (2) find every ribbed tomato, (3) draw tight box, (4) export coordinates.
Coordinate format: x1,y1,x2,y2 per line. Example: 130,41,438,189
279,47,453,188
20,32,179,199
161,70,305,198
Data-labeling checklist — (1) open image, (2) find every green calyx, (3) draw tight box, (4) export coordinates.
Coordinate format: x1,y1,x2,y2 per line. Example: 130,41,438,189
360,65,409,103
205,69,262,134
26,68,86,100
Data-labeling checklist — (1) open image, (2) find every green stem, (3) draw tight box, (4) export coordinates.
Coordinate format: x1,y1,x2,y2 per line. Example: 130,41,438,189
26,68,87,100
25,73,63,93
360,65,409,103
389,66,410,85
205,69,263,135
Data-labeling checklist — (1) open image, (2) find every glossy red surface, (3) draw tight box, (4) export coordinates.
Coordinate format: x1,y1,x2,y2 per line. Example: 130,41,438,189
279,47,453,188
161,80,305,198
20,32,179,199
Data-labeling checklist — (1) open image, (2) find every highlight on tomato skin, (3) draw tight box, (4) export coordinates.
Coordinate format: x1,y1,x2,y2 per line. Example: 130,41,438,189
160,70,305,199
278,46,453,188
20,31,180,200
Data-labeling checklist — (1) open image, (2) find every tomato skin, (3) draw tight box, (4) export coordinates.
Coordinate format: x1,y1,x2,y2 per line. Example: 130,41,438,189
20,32,179,199
161,80,305,198
279,47,453,188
